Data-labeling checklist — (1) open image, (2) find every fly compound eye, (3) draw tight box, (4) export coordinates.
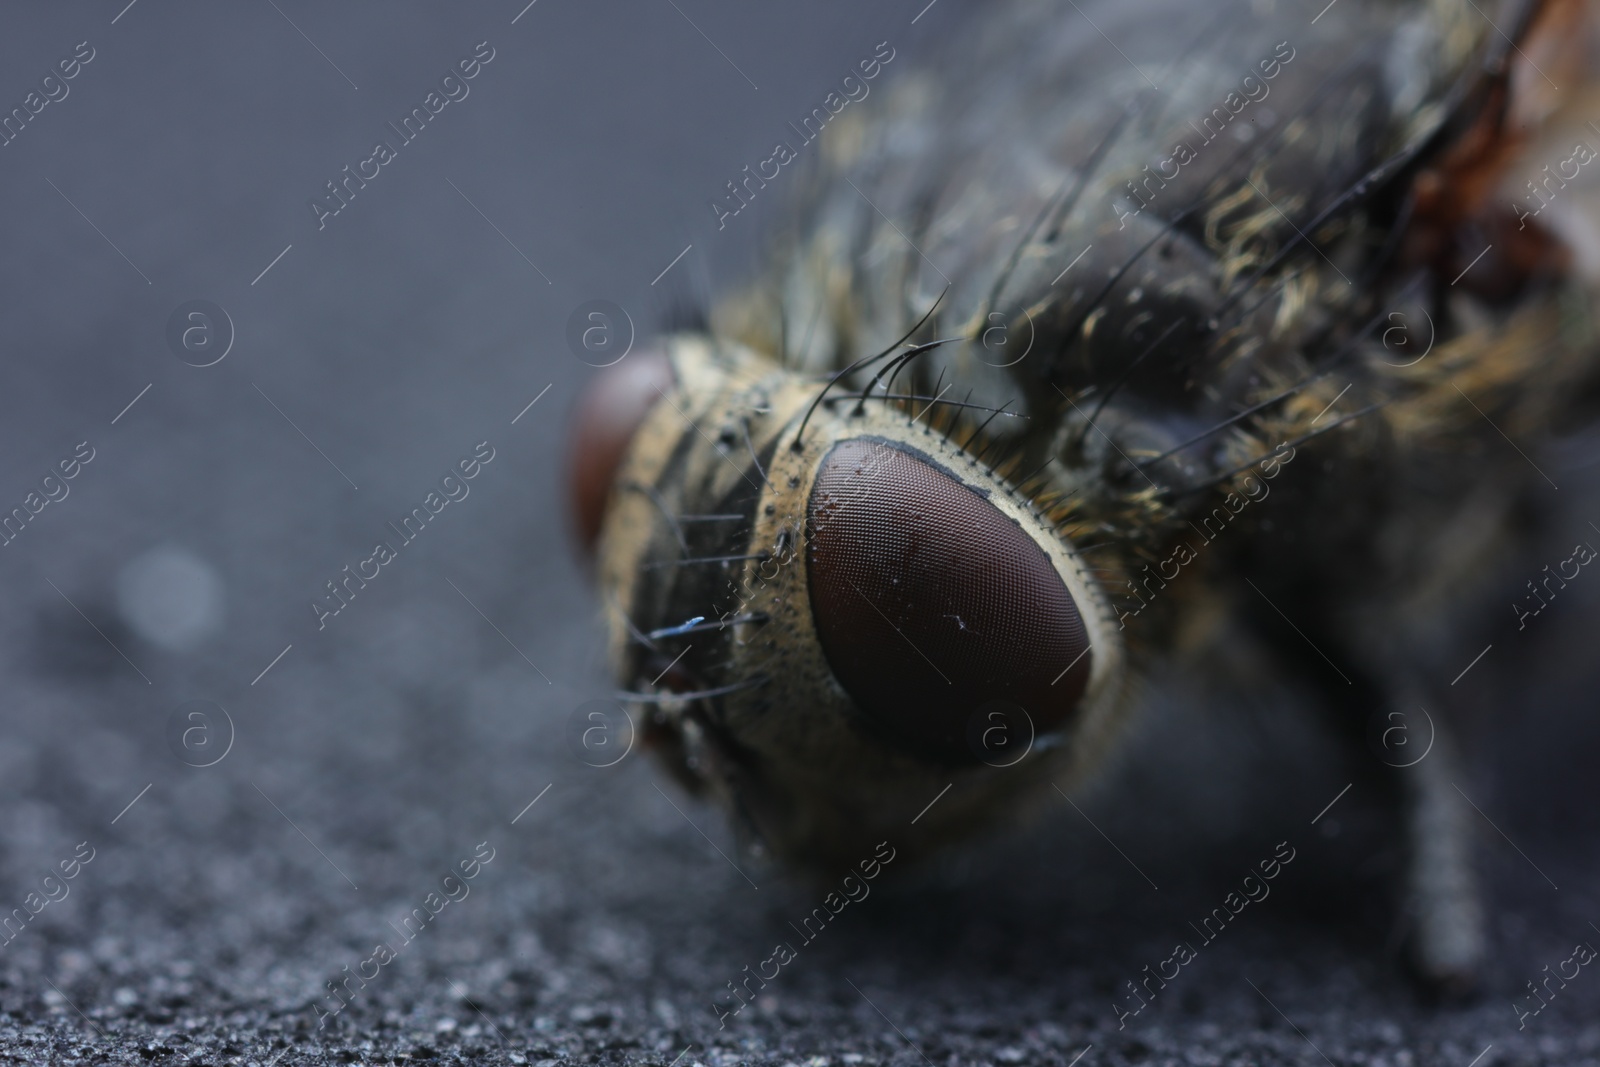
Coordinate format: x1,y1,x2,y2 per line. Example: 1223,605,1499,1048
805,438,1092,765
567,350,675,552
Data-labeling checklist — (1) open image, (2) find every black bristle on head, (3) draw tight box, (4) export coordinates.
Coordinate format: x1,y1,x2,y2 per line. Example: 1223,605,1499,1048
792,289,947,450
941,390,975,445
967,401,1017,462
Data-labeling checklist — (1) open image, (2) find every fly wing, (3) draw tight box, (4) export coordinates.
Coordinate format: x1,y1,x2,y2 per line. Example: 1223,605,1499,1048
1502,0,1600,282
716,0,1529,444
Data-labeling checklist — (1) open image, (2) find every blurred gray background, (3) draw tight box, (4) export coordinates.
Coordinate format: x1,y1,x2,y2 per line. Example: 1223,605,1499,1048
0,2,1598,1064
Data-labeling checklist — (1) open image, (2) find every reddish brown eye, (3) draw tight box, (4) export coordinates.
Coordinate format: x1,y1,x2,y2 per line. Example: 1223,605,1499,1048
567,350,675,553
806,438,1091,764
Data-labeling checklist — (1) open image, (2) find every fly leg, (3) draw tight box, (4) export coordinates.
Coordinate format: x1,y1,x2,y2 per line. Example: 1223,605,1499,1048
1395,711,1485,996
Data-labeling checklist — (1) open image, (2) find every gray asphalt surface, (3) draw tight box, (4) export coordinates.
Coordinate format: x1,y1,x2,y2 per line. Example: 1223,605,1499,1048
1,2,1598,1064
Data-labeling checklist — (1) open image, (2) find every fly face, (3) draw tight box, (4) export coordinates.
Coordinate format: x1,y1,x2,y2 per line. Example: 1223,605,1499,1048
574,336,1127,867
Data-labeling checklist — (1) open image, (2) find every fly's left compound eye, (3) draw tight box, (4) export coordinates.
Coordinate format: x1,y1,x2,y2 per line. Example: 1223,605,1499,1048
567,350,675,553
805,437,1092,765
